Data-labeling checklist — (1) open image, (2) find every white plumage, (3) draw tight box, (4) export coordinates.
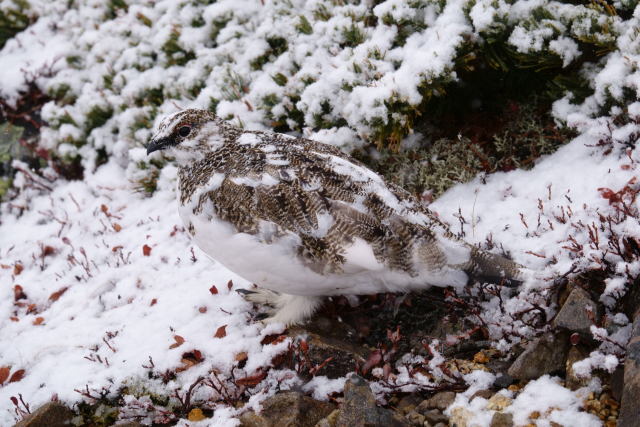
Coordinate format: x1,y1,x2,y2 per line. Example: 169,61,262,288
147,109,522,325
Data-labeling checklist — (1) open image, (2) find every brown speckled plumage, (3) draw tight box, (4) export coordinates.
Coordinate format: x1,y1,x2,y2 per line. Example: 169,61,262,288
148,109,523,324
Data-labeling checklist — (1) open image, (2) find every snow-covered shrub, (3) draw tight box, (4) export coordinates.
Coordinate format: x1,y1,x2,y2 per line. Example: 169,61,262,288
0,0,632,191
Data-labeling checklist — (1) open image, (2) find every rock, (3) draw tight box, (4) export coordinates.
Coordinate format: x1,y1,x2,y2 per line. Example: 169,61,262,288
396,395,422,414
611,365,625,402
425,391,456,411
493,373,514,389
289,321,368,379
335,376,409,427
490,412,514,427
565,346,590,390
469,389,493,401
404,410,425,426
114,423,143,427
619,311,640,427
14,402,73,427
486,394,512,411
552,288,601,335
422,409,448,425
240,391,336,427
448,407,473,427
315,409,340,427
507,333,569,380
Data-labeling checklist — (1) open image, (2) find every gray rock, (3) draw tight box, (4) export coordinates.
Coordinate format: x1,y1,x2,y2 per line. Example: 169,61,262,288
240,391,335,427
619,311,640,427
14,402,73,427
565,346,590,390
335,376,409,427
552,288,600,335
493,373,514,389
490,412,514,427
469,389,493,401
507,333,569,380
404,410,425,426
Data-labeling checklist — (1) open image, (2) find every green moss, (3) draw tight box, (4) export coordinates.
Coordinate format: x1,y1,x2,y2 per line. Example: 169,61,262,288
136,11,152,27
341,23,365,47
85,105,113,132
271,73,288,86
106,0,128,19
296,15,313,34
0,0,34,50
135,86,164,107
250,36,288,70
161,27,196,66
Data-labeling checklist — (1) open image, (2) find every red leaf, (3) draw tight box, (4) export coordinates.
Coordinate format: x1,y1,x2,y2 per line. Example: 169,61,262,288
261,334,287,345
33,317,44,326
112,223,122,232
198,306,207,313
101,204,108,213
214,325,227,338
227,280,233,290
111,245,123,252
169,335,185,349
150,298,157,306
49,287,68,302
0,367,9,385
299,340,309,353
142,244,152,256
209,285,218,295
13,285,27,301
235,370,267,386
361,350,383,374
42,245,56,256
9,369,25,383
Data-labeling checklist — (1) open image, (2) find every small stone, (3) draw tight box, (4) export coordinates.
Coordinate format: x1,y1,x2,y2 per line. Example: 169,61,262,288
335,376,409,427
486,394,512,411
470,389,494,401
422,409,448,425
15,402,73,427
432,424,447,427
405,410,425,426
565,346,590,390
552,288,601,335
448,407,473,427
397,394,422,414
424,391,456,411
240,391,335,427
493,373,515,389
507,333,569,380
490,412,514,427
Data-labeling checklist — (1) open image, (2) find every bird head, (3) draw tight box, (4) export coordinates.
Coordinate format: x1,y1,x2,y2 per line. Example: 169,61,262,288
147,109,223,162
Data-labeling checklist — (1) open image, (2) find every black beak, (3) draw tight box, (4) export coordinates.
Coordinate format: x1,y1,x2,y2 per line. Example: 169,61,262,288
146,137,173,155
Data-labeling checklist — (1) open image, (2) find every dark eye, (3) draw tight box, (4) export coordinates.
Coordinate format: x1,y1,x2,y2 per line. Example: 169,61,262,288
178,126,191,137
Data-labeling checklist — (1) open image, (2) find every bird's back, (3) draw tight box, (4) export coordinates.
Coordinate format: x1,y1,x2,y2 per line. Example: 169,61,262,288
176,127,521,295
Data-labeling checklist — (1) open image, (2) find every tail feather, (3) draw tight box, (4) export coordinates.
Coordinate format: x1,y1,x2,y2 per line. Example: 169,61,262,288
464,247,524,287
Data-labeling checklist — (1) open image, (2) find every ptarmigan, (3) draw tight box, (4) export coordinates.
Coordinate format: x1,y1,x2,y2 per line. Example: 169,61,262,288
147,109,523,325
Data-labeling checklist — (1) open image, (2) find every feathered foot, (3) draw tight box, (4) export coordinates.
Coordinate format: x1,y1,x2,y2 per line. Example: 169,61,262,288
237,288,323,326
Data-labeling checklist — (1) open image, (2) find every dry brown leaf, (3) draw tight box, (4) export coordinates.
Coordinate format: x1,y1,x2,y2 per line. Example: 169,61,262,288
227,280,233,290
33,317,44,326
235,352,248,362
142,244,152,256
214,325,227,338
209,285,218,295
113,223,122,232
235,370,267,386
13,263,23,276
198,306,207,313
49,287,68,302
150,298,157,306
169,335,185,349
0,367,9,385
13,285,27,301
